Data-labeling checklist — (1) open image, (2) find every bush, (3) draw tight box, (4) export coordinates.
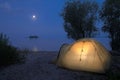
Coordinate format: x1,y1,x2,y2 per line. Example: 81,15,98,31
110,39,120,51
107,71,120,80
0,33,24,67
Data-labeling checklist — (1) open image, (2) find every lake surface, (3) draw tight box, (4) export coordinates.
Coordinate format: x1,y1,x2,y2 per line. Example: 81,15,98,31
9,35,111,51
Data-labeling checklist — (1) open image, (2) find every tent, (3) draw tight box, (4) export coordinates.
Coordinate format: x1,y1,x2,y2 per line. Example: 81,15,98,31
56,38,111,73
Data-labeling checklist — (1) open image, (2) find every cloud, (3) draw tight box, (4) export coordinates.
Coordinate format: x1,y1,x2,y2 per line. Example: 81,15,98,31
0,2,11,11
0,2,26,14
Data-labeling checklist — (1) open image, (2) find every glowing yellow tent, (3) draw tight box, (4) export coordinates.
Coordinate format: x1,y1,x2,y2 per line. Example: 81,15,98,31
56,38,111,73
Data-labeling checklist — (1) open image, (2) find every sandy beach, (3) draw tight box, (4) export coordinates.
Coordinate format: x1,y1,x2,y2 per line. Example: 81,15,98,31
0,51,119,80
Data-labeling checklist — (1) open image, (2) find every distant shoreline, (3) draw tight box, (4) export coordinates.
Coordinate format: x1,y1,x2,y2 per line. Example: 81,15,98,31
19,50,58,54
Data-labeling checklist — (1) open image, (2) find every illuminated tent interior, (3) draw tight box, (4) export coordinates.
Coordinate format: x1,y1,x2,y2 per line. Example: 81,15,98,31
56,38,111,73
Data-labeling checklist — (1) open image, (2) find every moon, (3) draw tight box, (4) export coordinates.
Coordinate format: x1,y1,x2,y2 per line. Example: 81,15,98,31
32,14,37,20
32,15,36,18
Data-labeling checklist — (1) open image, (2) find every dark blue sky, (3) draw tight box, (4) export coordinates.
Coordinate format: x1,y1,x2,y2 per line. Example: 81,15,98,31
0,0,65,37
0,0,109,51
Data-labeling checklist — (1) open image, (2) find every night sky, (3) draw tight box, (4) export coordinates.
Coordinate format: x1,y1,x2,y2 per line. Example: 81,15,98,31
0,0,109,51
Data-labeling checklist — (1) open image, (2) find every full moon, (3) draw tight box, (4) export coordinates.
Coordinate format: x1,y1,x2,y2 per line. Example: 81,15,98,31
32,15,37,20
32,15,36,19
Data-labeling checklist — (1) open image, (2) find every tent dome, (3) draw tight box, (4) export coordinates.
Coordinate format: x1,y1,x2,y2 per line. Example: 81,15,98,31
56,38,111,73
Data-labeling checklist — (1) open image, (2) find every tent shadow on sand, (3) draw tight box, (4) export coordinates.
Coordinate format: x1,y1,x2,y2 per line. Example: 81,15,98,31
54,38,111,73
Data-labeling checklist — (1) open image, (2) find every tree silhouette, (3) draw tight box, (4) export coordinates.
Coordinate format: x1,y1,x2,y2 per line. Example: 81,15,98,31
0,33,24,67
61,0,98,40
100,0,120,51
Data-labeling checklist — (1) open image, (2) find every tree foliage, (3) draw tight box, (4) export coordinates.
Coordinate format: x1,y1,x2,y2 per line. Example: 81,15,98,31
0,33,24,67
100,0,120,50
61,0,98,40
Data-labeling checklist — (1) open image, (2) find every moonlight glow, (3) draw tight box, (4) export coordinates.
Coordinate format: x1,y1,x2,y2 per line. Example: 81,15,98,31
32,15,36,18
32,15,37,20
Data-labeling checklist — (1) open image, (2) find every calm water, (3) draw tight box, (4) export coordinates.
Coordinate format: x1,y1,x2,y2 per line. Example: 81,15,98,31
9,35,111,51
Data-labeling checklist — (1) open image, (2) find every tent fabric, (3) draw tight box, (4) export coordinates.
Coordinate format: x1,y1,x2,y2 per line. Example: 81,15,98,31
56,38,111,73
56,43,71,67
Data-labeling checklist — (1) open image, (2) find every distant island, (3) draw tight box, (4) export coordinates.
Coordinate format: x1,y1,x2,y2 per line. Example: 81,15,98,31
28,35,39,39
